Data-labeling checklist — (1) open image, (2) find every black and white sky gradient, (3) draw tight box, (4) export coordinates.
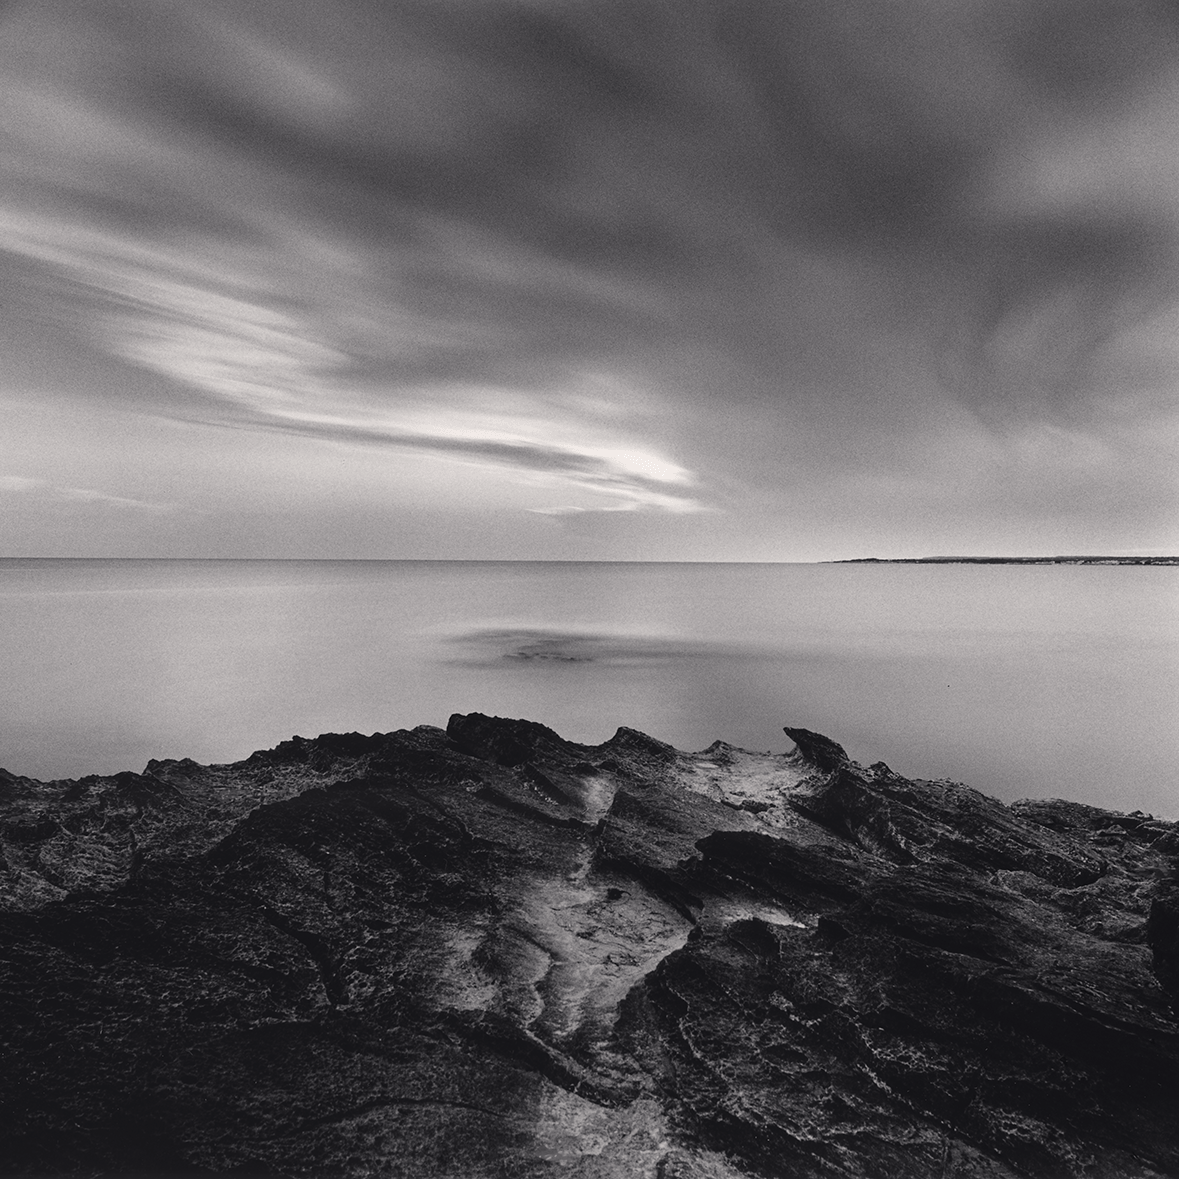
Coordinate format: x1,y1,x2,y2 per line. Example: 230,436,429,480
2,0,1177,559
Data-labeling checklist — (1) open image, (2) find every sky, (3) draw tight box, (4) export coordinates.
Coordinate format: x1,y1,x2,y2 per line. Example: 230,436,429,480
0,0,1177,560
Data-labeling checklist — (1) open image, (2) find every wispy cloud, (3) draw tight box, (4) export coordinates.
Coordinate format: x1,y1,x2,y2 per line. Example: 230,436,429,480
0,0,1177,554
0,475,173,512
0,210,349,414
0,207,701,514
229,408,704,513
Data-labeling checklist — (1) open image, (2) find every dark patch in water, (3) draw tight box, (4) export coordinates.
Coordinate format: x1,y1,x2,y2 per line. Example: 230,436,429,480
447,627,732,667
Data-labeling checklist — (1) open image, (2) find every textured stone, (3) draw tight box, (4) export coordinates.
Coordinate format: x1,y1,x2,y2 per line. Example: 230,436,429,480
1,714,1177,1177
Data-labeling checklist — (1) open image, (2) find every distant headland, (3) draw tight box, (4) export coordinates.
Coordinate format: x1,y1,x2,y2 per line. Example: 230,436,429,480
831,555,1179,565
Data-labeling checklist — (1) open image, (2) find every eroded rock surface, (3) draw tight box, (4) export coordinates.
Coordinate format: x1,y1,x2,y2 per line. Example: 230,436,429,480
1,715,1177,1178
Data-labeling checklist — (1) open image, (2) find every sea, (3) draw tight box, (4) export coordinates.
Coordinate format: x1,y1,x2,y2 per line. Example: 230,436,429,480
1,559,1175,818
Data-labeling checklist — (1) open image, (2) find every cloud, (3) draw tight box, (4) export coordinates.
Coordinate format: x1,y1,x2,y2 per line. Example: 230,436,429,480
0,206,700,515
9,0,1179,422
0,0,1177,553
228,410,705,513
0,475,173,512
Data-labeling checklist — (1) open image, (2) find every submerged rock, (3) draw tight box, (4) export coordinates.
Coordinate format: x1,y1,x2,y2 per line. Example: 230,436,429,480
1,715,1177,1178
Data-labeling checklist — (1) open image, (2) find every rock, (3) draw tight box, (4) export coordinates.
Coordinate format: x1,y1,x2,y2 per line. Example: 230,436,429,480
0,714,1177,1178
782,726,850,772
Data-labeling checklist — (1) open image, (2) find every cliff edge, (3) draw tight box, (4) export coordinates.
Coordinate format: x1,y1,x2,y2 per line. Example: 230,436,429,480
2,715,1178,1178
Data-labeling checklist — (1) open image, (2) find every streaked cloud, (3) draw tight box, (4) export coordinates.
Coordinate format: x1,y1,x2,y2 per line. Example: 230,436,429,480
0,475,173,512
0,206,700,516
236,409,703,513
0,0,1175,556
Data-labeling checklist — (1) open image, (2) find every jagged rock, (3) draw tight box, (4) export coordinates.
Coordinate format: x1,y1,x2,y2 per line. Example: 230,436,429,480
1,714,1177,1178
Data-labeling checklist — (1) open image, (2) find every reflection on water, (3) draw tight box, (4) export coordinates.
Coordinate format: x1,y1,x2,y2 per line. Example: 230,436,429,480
449,627,741,666
0,560,1175,817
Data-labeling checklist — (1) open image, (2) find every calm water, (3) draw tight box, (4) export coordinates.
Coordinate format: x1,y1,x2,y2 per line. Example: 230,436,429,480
1,559,1175,817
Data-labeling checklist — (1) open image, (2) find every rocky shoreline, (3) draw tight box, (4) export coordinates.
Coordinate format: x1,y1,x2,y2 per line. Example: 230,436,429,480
2,715,1178,1178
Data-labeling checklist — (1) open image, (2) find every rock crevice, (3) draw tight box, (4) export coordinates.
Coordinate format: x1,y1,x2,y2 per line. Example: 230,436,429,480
1,713,1177,1178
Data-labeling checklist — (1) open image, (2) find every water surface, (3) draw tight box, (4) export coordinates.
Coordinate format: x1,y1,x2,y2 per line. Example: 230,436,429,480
1,559,1175,816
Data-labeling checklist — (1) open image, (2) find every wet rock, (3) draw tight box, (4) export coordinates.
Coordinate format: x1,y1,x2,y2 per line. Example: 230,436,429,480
1,715,1177,1178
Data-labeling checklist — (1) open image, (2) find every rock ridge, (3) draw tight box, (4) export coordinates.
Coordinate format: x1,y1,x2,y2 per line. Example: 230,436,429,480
1,714,1177,1178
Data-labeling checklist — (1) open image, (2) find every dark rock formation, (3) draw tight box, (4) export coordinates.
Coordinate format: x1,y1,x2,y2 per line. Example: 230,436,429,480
1,715,1178,1178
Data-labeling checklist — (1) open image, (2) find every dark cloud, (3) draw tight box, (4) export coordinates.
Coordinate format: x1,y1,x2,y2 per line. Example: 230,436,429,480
2,0,1176,554
40,1,1179,351
1012,0,1179,103
933,215,1178,413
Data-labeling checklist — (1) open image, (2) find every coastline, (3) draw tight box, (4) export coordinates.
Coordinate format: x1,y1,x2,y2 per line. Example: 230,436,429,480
831,555,1179,565
2,714,1178,1177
